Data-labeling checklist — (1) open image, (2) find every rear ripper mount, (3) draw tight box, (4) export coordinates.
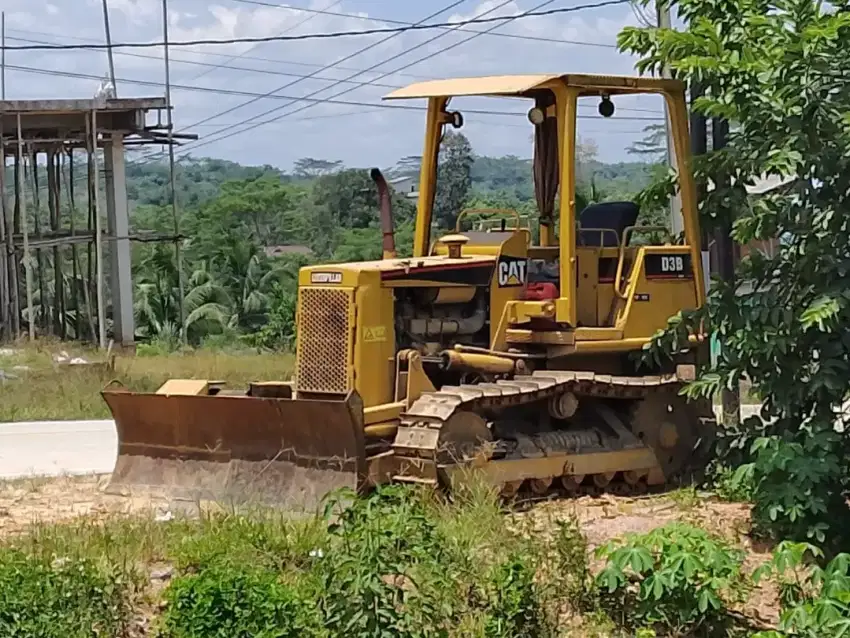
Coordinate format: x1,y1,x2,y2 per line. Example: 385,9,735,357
390,370,716,499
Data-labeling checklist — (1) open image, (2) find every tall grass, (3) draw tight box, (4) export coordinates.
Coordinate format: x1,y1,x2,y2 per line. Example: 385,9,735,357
0,481,605,637
0,339,295,422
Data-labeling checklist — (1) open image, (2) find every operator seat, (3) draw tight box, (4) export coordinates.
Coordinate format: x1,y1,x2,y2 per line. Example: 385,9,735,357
578,201,639,247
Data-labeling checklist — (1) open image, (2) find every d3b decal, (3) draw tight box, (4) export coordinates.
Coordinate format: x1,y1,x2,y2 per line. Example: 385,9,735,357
497,256,528,287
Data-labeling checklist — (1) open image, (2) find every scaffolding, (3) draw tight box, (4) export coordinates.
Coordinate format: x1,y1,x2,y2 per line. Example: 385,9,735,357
0,98,193,347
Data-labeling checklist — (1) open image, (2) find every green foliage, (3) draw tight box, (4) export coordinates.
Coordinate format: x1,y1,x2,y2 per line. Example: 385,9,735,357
0,549,134,637
249,285,297,351
753,542,850,637
167,511,327,574
595,523,747,635
160,564,325,638
316,484,551,638
551,516,596,610
623,0,850,546
434,131,474,230
711,464,756,503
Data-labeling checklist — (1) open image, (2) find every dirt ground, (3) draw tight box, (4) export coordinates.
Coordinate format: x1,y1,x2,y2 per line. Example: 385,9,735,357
0,474,167,536
0,474,780,630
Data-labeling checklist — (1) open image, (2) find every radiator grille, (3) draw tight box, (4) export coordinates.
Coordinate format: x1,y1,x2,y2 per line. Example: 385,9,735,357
295,287,354,394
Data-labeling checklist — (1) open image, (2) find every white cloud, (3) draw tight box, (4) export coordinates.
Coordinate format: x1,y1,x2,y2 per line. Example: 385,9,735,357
4,0,658,168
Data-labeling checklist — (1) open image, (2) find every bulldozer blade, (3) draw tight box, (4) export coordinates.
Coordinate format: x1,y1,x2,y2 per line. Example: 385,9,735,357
102,387,366,513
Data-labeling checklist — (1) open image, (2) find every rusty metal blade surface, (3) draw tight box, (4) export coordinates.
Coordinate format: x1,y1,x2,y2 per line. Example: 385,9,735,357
101,388,365,512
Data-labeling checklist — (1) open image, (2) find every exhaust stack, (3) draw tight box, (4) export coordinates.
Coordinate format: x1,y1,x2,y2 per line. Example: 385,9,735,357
370,168,396,259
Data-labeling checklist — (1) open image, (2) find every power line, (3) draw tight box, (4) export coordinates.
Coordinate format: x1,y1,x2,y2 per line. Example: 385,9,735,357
3,35,405,92
3,26,430,80
0,61,664,122
161,0,546,156
228,0,618,49
6,36,661,117
185,0,343,83
3,50,661,116
174,0,562,155
3,1,630,51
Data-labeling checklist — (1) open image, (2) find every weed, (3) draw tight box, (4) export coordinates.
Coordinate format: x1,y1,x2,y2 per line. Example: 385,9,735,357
167,509,327,572
552,516,595,610
0,548,136,637
711,464,756,503
160,563,326,638
668,485,700,511
13,514,178,568
595,522,748,636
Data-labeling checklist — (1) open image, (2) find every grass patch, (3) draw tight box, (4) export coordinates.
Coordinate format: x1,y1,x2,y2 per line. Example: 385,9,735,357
0,482,601,637
0,548,137,637
0,338,295,421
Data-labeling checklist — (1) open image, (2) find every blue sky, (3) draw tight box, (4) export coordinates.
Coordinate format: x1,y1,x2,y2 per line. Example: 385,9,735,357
1,0,667,171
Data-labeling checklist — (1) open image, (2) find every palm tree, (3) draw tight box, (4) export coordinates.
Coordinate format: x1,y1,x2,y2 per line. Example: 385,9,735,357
210,236,294,332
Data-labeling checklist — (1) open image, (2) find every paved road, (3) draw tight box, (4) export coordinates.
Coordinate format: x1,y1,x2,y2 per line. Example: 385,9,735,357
0,405,764,480
0,419,116,479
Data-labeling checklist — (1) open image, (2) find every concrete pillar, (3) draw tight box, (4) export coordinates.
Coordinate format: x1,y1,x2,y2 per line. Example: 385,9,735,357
104,134,134,346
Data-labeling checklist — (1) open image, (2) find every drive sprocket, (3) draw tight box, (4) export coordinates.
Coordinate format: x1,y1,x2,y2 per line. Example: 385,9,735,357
435,410,494,465
629,389,712,482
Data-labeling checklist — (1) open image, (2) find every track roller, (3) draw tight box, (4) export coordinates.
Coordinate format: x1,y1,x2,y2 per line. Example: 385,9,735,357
529,477,553,495
560,474,585,491
501,480,523,498
592,472,616,488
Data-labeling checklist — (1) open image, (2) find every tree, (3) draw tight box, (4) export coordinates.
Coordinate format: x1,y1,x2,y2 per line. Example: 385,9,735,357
621,0,850,546
292,157,343,179
627,123,667,161
392,155,422,178
434,131,473,230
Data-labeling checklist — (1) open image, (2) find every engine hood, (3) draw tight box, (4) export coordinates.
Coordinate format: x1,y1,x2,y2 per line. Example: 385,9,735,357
299,254,498,288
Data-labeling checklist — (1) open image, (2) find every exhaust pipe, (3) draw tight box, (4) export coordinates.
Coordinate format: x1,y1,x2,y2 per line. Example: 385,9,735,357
370,167,396,259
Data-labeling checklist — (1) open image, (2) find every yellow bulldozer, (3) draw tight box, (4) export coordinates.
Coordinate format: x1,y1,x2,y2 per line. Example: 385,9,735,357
102,73,715,510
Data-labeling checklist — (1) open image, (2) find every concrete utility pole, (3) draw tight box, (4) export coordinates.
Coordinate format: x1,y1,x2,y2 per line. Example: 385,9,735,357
162,0,186,341
711,117,741,427
656,0,684,236
101,0,117,96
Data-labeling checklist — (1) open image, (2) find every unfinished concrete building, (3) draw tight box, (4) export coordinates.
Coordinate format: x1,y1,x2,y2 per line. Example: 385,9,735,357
0,97,186,348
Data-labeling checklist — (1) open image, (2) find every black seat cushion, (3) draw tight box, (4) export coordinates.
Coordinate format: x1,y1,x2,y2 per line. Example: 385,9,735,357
578,201,639,247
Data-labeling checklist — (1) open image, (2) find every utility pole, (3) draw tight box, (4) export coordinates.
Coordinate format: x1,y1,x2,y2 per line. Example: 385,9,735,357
162,0,185,341
101,0,117,96
656,0,683,236
1,12,6,100
712,116,741,427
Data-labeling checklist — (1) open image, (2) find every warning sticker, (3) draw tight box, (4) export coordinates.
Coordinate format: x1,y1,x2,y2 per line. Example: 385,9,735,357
363,326,387,343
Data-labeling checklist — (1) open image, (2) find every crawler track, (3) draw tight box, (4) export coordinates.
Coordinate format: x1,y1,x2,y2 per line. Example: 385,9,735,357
390,370,715,498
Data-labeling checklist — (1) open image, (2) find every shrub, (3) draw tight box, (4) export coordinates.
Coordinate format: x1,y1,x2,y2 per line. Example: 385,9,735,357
160,563,325,638
481,552,547,638
595,522,747,635
552,516,595,610
0,549,134,638
317,484,552,638
752,542,850,638
248,286,296,351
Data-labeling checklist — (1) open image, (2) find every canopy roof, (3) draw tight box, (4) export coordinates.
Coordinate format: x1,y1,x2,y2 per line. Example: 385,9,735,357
383,73,684,100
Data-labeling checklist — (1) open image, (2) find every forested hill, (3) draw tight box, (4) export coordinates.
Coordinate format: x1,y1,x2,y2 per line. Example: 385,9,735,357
124,153,659,213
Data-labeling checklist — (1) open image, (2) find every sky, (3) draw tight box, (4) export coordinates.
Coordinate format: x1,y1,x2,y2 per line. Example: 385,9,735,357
0,0,670,172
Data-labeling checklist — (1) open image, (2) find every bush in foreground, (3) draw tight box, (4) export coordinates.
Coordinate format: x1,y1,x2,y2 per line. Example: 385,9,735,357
595,522,748,636
155,484,557,638
0,549,134,637
160,563,325,638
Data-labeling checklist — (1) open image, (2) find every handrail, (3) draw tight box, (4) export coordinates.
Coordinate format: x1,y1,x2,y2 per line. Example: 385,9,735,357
613,225,673,299
455,208,522,233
